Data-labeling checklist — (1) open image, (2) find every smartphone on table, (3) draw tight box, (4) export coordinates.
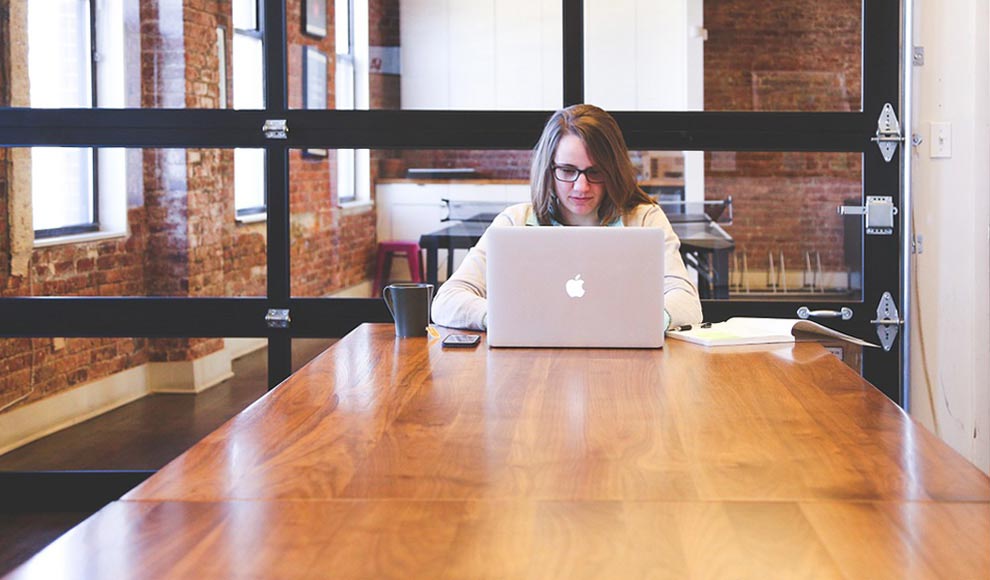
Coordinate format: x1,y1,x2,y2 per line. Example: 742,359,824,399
442,334,481,348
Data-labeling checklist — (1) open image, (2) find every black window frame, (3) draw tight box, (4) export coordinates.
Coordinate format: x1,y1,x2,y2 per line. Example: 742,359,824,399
0,0,903,508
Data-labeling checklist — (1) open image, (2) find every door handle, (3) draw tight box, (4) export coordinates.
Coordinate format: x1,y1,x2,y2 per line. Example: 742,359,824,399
796,306,853,320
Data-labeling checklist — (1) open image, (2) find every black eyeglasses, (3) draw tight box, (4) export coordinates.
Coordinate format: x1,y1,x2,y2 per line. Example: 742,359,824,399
552,164,607,184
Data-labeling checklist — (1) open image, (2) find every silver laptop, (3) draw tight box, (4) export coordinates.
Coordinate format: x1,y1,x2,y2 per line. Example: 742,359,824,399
486,227,665,348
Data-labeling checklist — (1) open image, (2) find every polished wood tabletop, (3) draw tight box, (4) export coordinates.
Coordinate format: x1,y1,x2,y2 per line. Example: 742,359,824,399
8,324,990,579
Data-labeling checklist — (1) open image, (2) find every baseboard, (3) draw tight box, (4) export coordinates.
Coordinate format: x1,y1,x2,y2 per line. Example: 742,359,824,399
148,345,240,394
330,279,374,298
0,365,150,457
224,337,268,360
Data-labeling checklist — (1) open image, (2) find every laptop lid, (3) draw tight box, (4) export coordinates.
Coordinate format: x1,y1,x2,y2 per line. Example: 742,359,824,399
486,227,665,348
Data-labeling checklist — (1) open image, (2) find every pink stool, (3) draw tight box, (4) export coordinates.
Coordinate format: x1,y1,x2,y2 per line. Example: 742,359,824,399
373,241,423,296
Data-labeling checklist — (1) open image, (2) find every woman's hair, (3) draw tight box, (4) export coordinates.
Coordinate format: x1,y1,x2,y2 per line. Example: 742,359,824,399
530,104,655,225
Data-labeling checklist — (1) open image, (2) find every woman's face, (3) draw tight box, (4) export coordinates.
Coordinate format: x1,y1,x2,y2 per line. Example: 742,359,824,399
552,134,606,226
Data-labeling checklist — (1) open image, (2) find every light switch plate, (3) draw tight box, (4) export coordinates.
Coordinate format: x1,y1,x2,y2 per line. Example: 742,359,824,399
930,121,952,158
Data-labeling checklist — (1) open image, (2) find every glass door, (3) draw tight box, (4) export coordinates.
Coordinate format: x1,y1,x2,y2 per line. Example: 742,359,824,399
577,0,903,401
0,0,907,512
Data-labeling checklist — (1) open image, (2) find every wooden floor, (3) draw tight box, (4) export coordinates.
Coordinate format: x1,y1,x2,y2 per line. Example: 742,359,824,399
0,338,334,576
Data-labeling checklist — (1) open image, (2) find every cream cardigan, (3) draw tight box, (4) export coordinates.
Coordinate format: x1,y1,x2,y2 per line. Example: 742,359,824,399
430,202,704,331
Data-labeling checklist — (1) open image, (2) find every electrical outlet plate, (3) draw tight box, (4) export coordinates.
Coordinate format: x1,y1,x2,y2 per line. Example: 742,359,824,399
930,122,951,158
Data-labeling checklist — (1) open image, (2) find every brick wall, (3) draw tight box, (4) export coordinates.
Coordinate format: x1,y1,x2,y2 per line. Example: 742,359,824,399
369,0,399,108
288,0,378,294
176,2,229,359
0,0,380,414
1,1,12,284
0,211,156,409
396,150,532,180
704,0,861,113
704,0,862,275
369,0,401,177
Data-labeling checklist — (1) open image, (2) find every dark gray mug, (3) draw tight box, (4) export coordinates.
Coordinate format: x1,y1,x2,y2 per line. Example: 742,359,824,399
382,282,434,337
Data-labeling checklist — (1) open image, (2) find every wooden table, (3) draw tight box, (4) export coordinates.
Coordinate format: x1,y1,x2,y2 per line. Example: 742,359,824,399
8,325,990,578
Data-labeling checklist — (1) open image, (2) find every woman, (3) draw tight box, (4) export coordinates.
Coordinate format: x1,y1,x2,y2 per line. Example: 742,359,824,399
431,104,703,331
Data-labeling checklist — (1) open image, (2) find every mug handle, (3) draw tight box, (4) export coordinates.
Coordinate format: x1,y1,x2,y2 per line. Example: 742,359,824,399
382,286,396,318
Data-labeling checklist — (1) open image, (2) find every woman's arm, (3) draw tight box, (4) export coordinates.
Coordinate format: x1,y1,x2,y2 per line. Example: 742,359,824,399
430,210,521,330
430,234,490,330
639,206,704,327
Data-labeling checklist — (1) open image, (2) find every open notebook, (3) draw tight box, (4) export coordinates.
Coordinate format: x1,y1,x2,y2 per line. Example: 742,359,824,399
666,317,878,348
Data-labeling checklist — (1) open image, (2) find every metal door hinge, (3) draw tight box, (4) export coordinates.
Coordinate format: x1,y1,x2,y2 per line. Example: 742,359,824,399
870,292,902,351
266,309,291,328
262,120,289,139
838,196,898,235
871,103,903,162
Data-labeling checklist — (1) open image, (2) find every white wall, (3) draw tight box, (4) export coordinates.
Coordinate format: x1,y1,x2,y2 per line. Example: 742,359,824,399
399,0,704,198
584,0,705,202
584,1,689,111
910,0,990,473
400,0,562,109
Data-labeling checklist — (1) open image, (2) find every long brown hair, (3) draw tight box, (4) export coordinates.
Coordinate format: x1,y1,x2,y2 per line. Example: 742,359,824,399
530,104,654,225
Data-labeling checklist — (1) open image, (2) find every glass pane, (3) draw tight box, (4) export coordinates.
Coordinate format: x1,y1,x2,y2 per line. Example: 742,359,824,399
290,147,532,297
289,146,374,297
631,149,862,301
0,335,294,471
28,0,92,108
288,0,562,110
4,147,266,297
32,148,94,231
335,0,352,53
235,149,266,212
336,56,355,110
233,33,265,109
585,0,863,112
233,0,259,31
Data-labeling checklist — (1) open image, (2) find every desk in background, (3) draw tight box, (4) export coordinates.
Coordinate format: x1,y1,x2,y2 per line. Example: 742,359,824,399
418,214,734,297
9,325,989,578
418,220,489,286
668,213,735,299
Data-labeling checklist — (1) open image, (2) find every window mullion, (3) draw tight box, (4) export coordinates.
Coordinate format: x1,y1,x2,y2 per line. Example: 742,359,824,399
562,0,584,106
261,0,292,385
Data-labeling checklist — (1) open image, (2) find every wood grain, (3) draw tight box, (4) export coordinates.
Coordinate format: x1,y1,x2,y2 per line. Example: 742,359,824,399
7,500,988,580
8,324,989,579
125,325,990,503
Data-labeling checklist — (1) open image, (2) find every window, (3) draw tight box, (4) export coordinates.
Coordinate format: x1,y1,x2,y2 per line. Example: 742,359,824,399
29,0,128,241
234,0,266,218
29,0,96,237
335,0,369,206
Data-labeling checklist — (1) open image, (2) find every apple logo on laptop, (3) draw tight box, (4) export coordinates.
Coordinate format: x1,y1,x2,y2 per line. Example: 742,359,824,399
565,275,586,298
